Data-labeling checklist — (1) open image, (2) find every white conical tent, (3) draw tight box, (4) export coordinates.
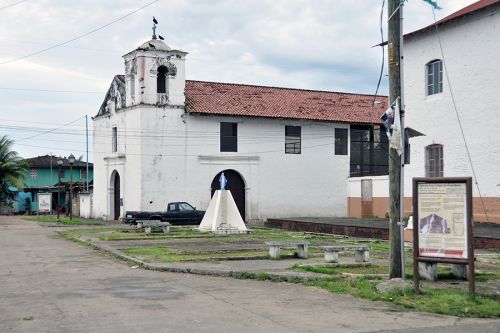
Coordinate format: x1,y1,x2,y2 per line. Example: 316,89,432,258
198,190,247,232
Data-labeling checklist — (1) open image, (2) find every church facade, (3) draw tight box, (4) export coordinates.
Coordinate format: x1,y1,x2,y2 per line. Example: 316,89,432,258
92,34,388,221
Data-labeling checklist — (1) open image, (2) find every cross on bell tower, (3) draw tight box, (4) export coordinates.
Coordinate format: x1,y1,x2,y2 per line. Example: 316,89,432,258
152,16,158,39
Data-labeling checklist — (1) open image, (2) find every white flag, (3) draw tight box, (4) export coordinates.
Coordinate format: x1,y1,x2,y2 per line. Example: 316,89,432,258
390,100,403,155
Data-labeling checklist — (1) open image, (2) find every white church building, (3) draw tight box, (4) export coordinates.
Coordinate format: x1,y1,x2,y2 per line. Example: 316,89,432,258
92,30,389,221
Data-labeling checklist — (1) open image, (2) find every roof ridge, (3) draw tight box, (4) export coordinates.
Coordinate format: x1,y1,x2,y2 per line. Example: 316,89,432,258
185,79,387,98
407,0,500,37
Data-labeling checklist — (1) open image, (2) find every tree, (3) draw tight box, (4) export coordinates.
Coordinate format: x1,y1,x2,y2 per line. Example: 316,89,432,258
0,136,28,205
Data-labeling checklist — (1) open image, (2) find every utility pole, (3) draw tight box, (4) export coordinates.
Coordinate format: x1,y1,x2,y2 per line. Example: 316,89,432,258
86,115,89,192
387,0,405,278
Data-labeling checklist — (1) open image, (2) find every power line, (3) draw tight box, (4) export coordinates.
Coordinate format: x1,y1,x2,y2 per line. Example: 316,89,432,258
0,0,29,11
371,0,386,123
0,87,103,94
0,0,160,65
14,140,343,158
15,116,84,142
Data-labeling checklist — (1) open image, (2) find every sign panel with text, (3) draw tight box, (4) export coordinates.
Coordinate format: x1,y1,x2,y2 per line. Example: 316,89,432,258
38,193,52,213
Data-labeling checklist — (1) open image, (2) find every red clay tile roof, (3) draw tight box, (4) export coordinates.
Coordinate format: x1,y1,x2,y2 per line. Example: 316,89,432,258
185,80,387,125
407,0,500,37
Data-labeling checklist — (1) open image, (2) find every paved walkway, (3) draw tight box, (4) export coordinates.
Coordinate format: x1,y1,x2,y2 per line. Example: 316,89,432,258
1,216,499,333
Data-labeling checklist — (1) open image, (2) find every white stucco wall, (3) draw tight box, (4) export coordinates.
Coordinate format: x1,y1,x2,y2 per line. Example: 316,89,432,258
132,106,350,220
347,175,389,198
403,7,500,202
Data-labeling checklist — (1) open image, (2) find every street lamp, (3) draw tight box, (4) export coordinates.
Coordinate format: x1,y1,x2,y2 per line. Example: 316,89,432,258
68,154,75,221
56,156,64,223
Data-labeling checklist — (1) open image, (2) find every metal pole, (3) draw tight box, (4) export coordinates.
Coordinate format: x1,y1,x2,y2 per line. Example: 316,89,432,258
388,0,403,278
70,164,73,221
57,165,61,222
86,115,89,192
399,1,406,280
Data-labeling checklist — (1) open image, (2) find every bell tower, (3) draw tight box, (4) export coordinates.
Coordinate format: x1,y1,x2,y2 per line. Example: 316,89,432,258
122,21,188,107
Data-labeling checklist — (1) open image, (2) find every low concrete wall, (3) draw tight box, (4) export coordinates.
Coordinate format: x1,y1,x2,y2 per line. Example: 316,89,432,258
79,192,93,219
265,219,389,240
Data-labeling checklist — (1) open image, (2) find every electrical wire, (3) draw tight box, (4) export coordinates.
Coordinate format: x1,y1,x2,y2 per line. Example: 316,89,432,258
0,0,160,65
431,8,490,222
0,87,103,94
0,0,29,11
371,0,386,122
15,116,85,142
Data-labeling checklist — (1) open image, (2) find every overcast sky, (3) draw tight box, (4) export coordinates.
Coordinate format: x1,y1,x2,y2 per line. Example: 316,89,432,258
0,0,476,161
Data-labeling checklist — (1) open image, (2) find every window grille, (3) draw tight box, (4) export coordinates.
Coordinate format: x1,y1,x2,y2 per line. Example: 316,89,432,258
425,144,443,177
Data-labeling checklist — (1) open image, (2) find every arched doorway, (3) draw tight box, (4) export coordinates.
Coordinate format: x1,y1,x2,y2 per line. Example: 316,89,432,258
110,171,121,220
211,170,245,220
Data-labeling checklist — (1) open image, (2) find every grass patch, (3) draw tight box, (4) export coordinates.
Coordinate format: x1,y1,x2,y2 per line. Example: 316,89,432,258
25,216,103,225
233,272,500,318
291,264,389,276
98,227,221,241
57,227,120,240
302,278,500,317
121,246,271,262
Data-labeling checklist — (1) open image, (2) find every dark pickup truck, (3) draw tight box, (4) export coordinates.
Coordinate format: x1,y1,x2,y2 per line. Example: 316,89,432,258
123,202,205,225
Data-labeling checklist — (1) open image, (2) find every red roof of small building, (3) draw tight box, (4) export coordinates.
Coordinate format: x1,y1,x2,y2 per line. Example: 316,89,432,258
185,80,387,125
407,0,500,37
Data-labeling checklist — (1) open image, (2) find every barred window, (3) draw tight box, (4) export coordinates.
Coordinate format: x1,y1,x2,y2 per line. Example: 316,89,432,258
350,125,389,177
285,126,301,154
425,144,443,177
427,60,443,95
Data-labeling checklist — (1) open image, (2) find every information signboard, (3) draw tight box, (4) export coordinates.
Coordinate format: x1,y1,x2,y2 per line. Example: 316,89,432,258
412,177,474,295
38,193,52,213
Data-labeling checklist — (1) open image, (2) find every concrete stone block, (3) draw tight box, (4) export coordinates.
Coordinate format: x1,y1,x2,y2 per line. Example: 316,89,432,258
355,250,369,263
451,264,468,279
269,245,280,259
145,226,152,234
325,251,338,263
297,244,308,259
418,262,437,281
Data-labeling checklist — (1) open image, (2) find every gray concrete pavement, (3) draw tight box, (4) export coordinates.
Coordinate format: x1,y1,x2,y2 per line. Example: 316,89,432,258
1,216,499,333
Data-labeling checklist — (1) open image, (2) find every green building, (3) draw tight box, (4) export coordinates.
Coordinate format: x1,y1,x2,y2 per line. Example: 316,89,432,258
16,155,93,214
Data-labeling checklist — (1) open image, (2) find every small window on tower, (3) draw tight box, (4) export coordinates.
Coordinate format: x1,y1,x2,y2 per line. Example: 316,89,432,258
112,127,118,152
157,66,167,93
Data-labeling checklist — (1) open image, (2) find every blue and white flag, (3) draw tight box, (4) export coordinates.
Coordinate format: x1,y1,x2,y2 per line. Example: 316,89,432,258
422,0,442,10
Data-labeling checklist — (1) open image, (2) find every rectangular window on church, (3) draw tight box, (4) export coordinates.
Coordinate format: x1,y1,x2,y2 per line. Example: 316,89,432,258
112,127,117,152
220,122,237,152
335,128,348,155
285,126,301,154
